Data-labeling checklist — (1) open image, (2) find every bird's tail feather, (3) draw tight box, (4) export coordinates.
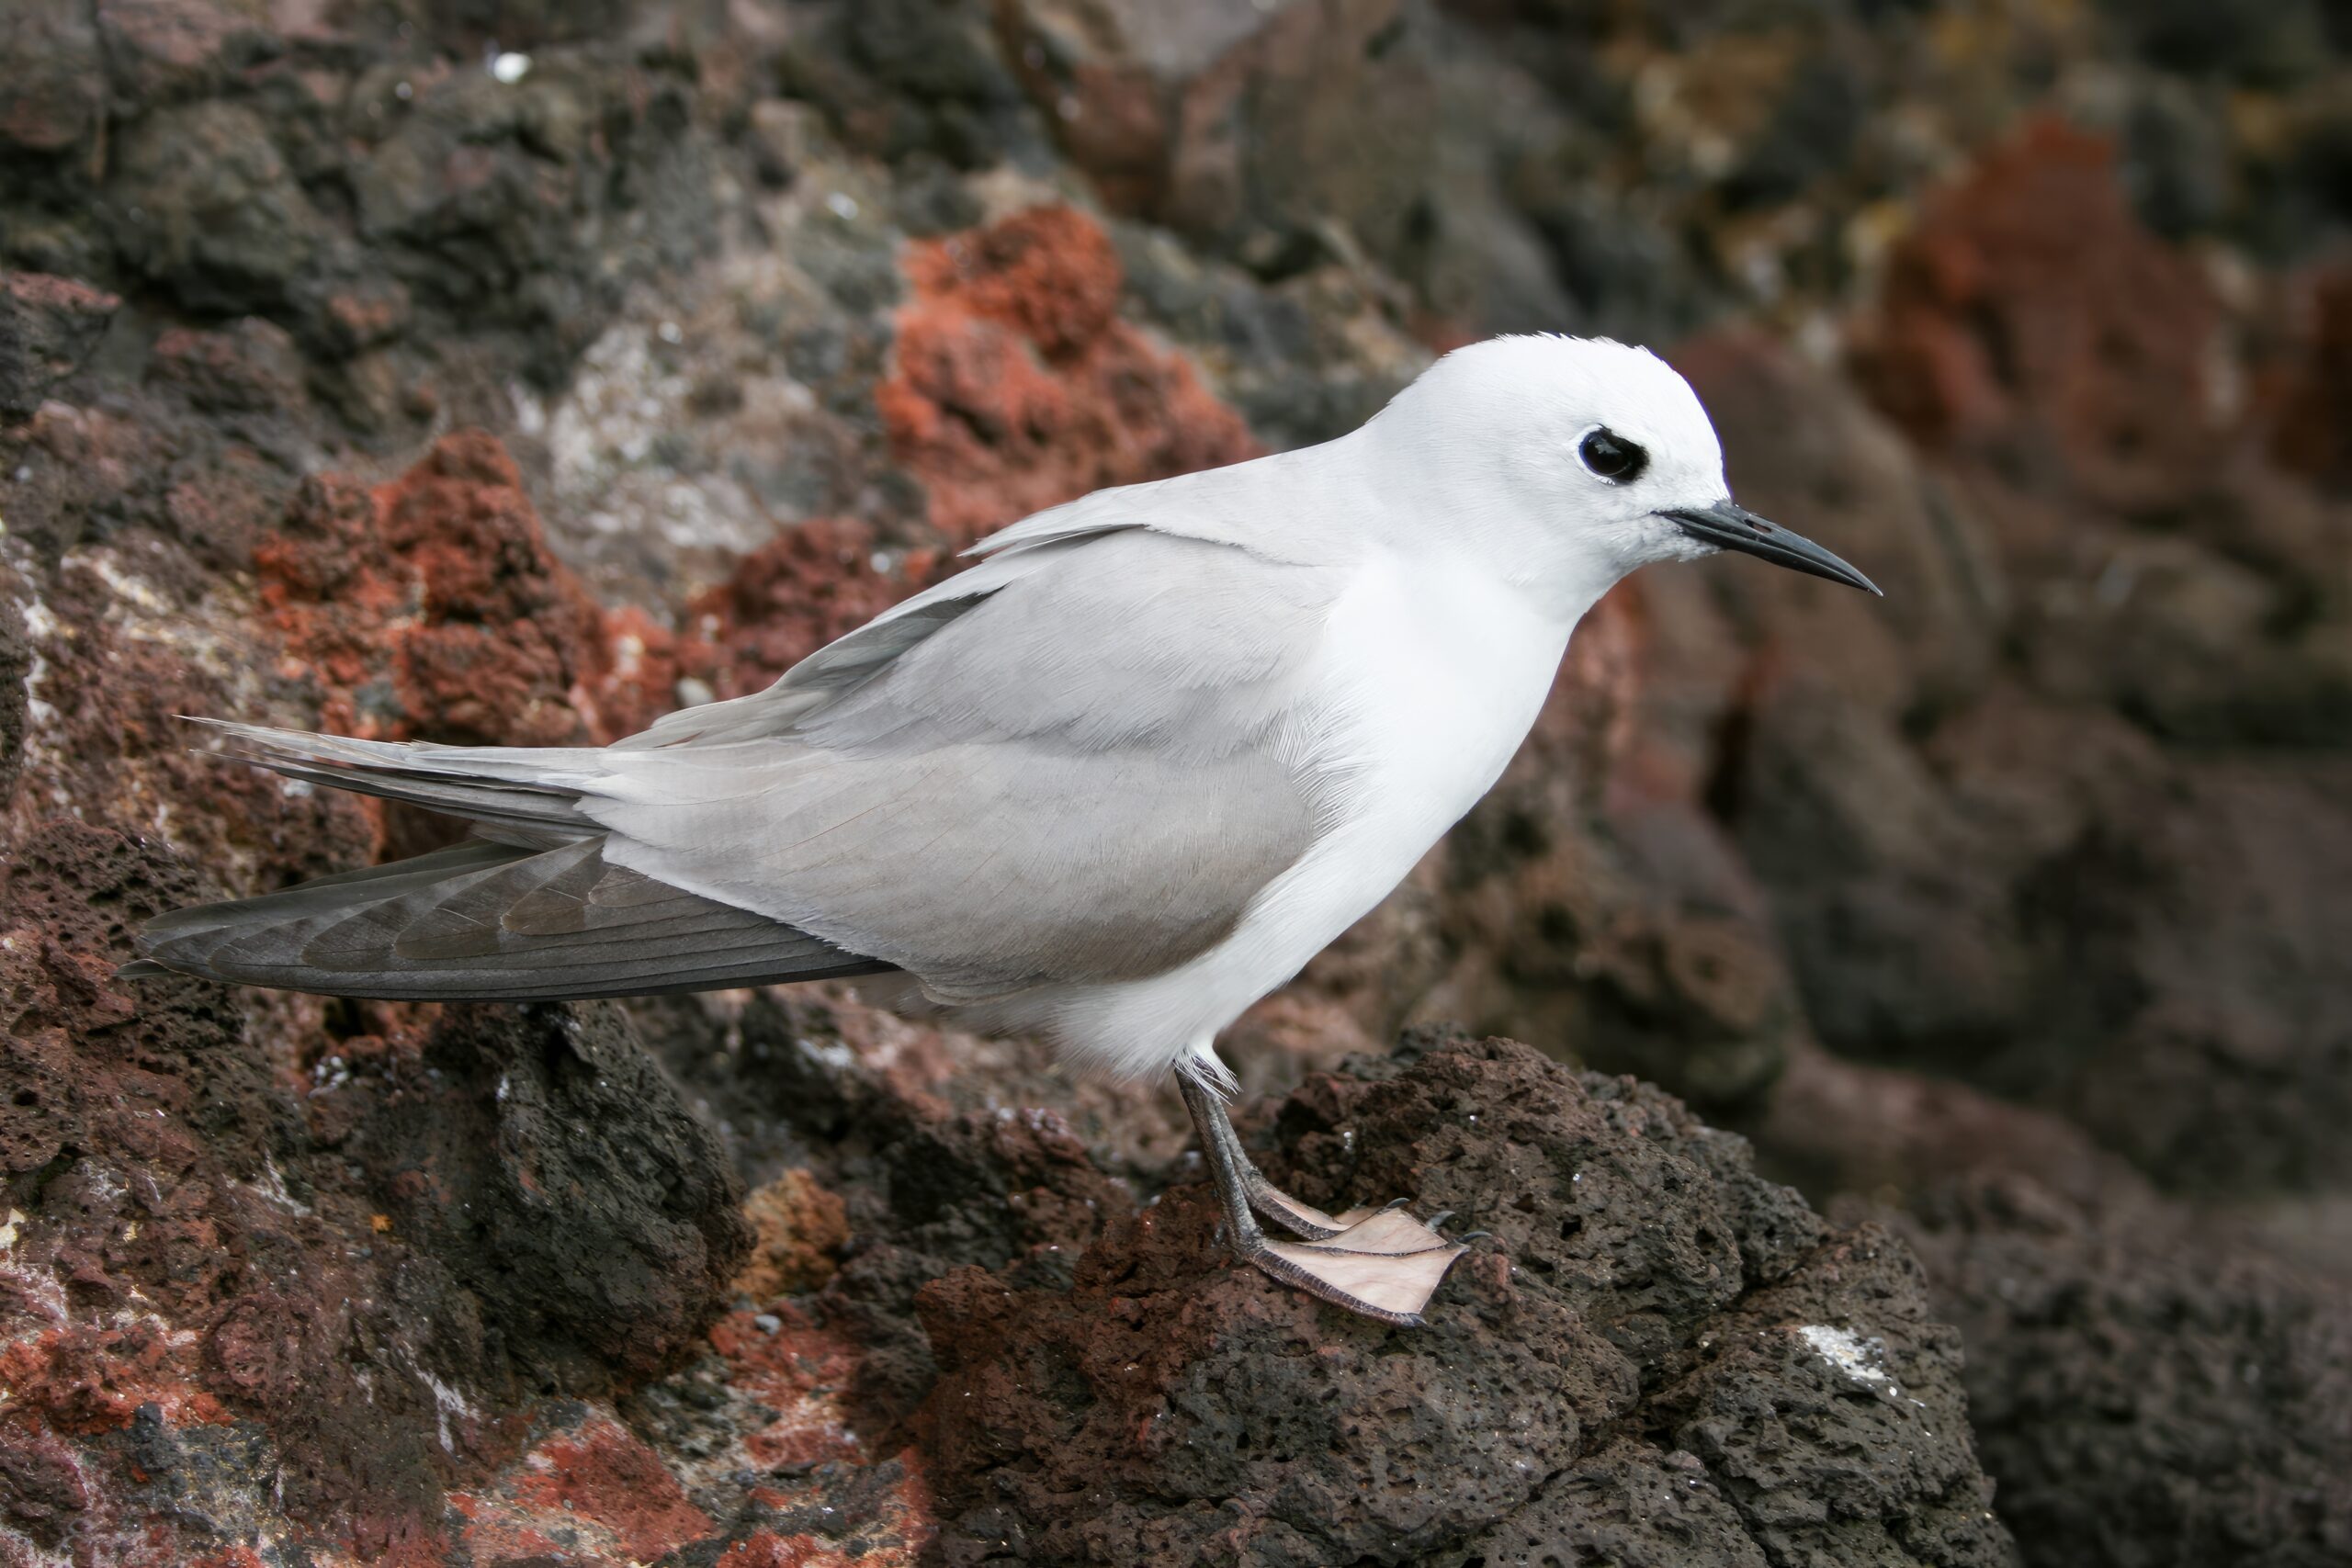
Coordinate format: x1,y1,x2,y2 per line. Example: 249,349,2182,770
193,719,606,840
128,835,894,1001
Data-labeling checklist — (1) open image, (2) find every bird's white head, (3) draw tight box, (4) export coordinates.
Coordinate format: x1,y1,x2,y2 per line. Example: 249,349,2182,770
1365,333,1878,608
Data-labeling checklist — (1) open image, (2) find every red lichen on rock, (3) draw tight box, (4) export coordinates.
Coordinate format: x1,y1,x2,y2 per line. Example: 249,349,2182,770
186,1549,270,1568
907,206,1125,358
0,1320,233,1438
709,1306,871,1472
877,205,1261,547
718,1529,873,1568
1849,118,2224,510
254,431,677,749
431,1302,935,1567
503,1412,717,1562
442,1491,572,1566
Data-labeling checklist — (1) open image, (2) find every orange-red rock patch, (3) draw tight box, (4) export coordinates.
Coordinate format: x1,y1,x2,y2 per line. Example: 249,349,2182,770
877,204,1261,548
255,431,679,750
1849,118,2223,511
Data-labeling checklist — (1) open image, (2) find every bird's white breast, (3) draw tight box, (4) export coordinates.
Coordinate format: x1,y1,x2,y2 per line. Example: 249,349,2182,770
1054,547,1577,1078
1307,547,1572,847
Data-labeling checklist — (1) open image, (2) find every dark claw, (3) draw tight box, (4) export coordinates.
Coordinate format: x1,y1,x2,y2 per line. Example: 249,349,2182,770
1424,1210,1455,1231
1456,1230,1493,1245
1382,1197,1412,1212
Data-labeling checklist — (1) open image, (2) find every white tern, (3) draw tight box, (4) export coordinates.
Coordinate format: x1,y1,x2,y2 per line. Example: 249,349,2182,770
130,334,1879,1325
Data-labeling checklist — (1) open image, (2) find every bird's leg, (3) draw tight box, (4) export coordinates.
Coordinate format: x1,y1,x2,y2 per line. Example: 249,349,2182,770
1189,1074,1482,1245
1177,1071,1467,1326
1190,1078,1349,1239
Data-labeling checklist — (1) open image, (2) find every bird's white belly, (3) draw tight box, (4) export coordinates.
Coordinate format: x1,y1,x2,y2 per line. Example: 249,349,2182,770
1053,550,1576,1078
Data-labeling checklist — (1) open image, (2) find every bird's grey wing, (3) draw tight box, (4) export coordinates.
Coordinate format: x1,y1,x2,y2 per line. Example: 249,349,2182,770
619,451,1317,752
615,521,1141,750
130,837,892,1000
582,529,1340,998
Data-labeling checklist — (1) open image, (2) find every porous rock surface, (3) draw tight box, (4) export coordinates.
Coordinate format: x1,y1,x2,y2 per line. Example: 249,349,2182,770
1766,1048,2352,1568
0,816,750,1560
3,0,2350,1563
919,1033,2010,1568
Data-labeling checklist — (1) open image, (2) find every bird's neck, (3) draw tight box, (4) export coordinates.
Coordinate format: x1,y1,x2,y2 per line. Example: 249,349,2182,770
1336,426,1623,619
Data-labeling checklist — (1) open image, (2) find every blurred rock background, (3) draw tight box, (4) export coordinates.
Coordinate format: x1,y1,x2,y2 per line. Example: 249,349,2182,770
2,0,2348,1563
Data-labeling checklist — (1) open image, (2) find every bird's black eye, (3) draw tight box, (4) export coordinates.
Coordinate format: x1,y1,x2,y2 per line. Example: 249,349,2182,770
1577,427,1647,482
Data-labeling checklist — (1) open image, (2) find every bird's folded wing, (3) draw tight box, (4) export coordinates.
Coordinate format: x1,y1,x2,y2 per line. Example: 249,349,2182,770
621,454,1325,751
582,529,1340,998
617,511,1136,750
132,837,892,999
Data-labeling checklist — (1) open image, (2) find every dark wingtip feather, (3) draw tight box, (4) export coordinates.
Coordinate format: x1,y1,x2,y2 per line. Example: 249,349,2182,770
127,838,897,1002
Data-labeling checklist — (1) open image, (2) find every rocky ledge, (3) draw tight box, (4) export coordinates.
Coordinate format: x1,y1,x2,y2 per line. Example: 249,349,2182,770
915,1032,2011,1568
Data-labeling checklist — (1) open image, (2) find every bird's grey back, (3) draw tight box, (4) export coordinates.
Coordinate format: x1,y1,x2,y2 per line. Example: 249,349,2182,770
584,529,1340,998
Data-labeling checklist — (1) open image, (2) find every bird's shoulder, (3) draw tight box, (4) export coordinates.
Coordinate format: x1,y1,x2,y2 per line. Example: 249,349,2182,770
970,441,1362,568
797,526,1348,754
628,473,1362,752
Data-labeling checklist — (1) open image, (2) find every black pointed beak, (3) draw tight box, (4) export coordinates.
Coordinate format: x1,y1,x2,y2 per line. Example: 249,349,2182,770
1661,502,1882,595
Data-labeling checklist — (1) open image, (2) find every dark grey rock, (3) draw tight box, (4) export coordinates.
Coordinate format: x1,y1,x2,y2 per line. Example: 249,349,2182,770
920,1036,2018,1568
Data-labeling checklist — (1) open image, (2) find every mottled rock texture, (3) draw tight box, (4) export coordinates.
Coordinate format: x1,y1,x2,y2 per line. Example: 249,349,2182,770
2,0,2348,1564
921,1034,2011,1568
1766,1046,2352,1568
